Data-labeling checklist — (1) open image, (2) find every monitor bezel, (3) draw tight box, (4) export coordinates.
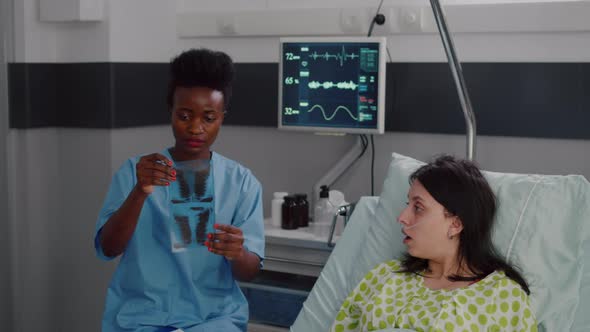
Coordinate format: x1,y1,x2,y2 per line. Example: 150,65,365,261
278,36,386,135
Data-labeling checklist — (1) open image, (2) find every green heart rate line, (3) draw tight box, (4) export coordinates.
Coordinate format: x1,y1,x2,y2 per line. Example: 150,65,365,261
308,80,358,90
307,104,358,122
308,46,359,67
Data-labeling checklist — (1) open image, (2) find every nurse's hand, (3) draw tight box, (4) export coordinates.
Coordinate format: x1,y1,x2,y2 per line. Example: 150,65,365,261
205,224,245,261
135,153,176,194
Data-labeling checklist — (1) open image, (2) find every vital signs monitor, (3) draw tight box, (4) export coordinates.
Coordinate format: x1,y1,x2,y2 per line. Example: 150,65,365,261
279,37,386,134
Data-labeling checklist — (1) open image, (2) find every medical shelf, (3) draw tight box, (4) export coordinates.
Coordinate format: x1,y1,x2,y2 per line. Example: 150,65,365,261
239,223,338,327
262,222,338,277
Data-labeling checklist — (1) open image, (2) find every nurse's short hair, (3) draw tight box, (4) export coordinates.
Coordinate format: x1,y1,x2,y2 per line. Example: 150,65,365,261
167,48,235,110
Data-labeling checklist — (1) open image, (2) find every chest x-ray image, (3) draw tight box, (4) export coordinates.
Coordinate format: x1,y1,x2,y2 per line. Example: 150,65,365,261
169,159,215,253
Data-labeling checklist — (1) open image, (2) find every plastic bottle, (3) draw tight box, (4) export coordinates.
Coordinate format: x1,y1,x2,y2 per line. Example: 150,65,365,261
313,185,335,237
271,192,288,227
281,196,299,230
294,194,309,227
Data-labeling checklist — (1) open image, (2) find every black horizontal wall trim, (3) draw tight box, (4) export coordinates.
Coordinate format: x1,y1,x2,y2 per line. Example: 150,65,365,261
8,62,590,140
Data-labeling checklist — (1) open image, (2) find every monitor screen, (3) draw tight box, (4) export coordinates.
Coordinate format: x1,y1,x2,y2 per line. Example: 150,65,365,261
278,37,386,134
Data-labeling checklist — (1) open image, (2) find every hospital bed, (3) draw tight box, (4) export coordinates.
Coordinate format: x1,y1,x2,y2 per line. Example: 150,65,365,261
293,1,590,330
291,152,590,331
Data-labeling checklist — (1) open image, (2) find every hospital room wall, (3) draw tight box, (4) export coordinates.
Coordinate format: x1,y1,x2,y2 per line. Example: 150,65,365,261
6,1,112,331
5,0,590,331
102,0,590,211
112,127,590,211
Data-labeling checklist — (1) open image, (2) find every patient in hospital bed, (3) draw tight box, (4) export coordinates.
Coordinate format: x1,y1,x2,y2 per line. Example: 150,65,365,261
329,155,537,332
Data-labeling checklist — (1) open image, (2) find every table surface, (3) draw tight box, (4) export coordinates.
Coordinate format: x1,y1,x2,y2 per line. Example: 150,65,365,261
263,219,339,250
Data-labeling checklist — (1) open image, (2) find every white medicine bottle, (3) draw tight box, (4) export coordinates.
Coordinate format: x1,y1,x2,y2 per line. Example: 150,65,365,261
313,185,335,237
271,192,289,227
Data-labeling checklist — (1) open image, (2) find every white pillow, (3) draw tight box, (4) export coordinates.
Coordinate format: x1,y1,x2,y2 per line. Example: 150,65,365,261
357,153,590,331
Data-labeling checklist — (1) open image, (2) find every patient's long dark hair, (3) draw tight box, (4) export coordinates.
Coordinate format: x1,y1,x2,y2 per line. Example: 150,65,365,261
400,155,530,294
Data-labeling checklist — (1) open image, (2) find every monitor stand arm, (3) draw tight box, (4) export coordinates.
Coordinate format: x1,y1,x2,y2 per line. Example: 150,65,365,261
311,135,364,219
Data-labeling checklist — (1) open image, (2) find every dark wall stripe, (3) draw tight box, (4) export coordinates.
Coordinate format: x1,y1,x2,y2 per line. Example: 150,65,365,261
9,63,57,128
228,63,278,127
111,63,169,127
61,63,113,128
8,62,590,140
388,62,589,139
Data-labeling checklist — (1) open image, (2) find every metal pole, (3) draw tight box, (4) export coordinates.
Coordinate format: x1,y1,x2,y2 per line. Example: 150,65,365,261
430,0,477,161
0,0,14,329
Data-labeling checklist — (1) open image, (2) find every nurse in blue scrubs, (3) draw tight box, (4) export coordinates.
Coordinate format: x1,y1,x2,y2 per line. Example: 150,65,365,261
94,49,264,332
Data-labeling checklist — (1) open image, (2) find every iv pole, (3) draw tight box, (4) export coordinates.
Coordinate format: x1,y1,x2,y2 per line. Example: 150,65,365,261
312,0,477,213
430,0,477,161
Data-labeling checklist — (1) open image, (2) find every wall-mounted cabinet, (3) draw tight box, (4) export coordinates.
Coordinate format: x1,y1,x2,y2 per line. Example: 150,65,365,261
39,0,103,22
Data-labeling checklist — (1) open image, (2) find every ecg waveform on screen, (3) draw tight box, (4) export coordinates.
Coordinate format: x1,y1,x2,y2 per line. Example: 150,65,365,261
308,46,359,67
307,104,358,122
308,80,358,91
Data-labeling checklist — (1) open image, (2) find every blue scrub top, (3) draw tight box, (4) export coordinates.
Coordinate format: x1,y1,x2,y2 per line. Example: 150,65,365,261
94,150,265,332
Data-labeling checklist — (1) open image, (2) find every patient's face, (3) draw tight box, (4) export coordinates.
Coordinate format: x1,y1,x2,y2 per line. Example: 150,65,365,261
397,180,455,260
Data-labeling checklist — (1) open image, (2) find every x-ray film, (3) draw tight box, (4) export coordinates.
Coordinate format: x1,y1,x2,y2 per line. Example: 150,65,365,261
168,159,215,253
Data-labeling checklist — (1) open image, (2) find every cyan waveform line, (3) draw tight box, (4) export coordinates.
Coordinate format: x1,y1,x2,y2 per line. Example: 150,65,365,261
307,104,358,121
308,80,358,90
309,46,359,67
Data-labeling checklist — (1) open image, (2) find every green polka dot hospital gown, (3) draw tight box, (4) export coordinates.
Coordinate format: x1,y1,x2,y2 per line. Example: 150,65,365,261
330,260,537,332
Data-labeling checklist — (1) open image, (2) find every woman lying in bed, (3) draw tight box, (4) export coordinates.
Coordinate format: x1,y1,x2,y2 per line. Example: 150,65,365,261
330,156,537,332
